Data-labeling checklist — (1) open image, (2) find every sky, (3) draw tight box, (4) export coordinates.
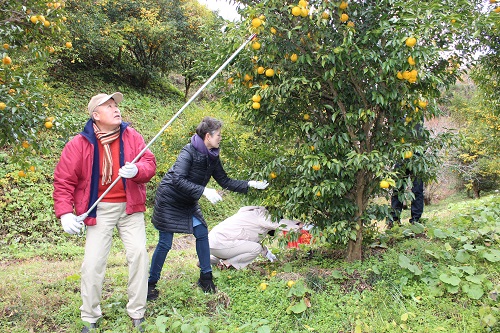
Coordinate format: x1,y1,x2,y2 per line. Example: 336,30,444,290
197,0,241,21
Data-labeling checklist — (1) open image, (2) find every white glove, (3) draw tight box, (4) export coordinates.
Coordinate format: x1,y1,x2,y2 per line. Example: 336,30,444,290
265,248,277,262
280,219,303,230
118,162,138,178
61,213,84,235
203,187,223,204
248,180,269,190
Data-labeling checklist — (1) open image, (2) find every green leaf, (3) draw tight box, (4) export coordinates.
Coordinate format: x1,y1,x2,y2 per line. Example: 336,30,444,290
455,250,470,263
398,254,411,269
155,316,168,333
287,283,307,297
199,326,210,333
410,222,425,234
409,264,422,276
463,282,484,300
428,284,444,297
460,266,476,275
257,326,271,333
463,244,476,251
432,229,448,239
402,228,415,237
439,273,461,286
425,250,441,259
465,274,486,284
398,254,421,275
482,250,500,262
287,299,308,314
446,284,460,294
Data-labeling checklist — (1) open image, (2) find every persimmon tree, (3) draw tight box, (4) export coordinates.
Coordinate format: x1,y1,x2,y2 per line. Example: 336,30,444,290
0,0,71,166
223,0,485,260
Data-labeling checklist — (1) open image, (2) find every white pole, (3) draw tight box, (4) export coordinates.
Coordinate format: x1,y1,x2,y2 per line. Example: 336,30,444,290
77,34,256,222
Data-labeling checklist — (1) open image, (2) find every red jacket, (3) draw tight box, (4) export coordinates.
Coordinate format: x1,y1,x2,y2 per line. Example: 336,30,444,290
53,120,156,226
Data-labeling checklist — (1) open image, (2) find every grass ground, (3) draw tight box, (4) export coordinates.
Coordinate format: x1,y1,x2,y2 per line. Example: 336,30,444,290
1,192,498,333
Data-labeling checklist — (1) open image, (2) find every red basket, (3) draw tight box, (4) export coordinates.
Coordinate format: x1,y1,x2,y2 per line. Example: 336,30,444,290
282,230,312,248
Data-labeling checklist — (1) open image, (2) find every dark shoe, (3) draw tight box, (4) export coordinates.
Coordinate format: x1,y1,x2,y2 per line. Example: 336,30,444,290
132,318,145,332
81,323,97,333
387,218,400,229
147,282,159,301
197,271,216,293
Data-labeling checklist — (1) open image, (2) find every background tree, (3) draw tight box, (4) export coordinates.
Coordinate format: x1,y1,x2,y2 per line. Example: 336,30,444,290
64,0,221,92
63,0,122,70
223,0,485,260
448,4,500,198
174,1,225,100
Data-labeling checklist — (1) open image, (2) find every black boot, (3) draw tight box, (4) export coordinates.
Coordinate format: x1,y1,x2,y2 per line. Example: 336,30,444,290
81,322,97,333
147,282,159,301
197,272,216,293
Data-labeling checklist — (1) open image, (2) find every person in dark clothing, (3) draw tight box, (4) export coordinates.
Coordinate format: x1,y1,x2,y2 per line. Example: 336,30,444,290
388,118,425,228
147,117,268,299
389,169,424,228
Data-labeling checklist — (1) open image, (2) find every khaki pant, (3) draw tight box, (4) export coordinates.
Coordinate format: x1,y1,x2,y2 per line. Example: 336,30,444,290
210,241,263,270
80,202,148,323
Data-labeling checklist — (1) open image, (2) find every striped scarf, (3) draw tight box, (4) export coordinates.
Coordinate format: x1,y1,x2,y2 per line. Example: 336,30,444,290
93,123,120,185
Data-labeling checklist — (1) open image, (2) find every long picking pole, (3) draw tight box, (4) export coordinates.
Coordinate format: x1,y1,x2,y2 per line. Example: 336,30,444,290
77,33,256,222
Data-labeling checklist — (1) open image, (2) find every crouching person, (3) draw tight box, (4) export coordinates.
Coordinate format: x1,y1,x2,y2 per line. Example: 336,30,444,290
208,206,302,270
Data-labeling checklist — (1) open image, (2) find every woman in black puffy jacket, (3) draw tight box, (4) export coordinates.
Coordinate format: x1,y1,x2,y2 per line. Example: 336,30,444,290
147,117,268,299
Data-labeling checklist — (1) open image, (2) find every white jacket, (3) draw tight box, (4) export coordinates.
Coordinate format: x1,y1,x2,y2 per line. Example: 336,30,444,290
209,206,298,252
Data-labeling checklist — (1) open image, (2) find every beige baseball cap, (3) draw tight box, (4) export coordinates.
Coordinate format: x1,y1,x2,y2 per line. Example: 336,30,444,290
87,92,123,117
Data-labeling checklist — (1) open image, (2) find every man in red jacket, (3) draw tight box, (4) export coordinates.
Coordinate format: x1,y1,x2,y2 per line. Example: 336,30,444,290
53,92,156,333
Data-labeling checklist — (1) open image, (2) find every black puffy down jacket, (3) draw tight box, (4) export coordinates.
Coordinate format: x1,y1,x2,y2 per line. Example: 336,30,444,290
152,144,249,233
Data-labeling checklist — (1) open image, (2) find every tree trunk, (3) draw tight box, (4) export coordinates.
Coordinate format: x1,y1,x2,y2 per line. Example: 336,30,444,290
117,45,122,62
184,77,192,102
473,180,480,199
346,218,363,262
346,172,366,262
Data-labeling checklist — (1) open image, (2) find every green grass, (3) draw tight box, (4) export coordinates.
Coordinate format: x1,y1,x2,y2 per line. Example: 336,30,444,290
1,192,498,333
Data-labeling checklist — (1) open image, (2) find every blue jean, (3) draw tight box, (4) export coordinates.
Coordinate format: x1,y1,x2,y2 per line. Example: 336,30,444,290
148,222,211,284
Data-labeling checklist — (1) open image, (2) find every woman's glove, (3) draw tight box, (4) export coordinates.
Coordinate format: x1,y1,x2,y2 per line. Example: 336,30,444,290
248,180,269,190
61,213,84,235
118,162,138,178
265,247,277,262
203,187,223,204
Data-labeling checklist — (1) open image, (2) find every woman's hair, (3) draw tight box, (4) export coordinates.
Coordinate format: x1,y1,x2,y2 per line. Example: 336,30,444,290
196,117,222,139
